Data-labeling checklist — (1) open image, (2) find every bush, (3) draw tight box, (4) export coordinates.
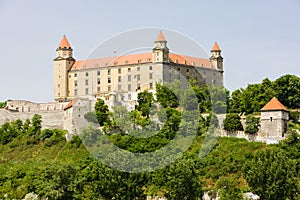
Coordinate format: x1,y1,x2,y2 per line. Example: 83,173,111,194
245,115,260,134
223,113,243,132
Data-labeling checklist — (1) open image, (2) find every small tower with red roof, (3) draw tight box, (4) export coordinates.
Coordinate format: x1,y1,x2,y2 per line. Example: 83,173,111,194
210,42,223,71
152,31,169,63
260,97,289,138
54,35,75,101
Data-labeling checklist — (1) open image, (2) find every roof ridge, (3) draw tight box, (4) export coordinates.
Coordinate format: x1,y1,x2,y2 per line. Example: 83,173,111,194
261,97,288,111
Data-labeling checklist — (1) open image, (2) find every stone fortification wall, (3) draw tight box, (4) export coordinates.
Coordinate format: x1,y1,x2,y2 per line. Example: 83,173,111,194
0,109,65,130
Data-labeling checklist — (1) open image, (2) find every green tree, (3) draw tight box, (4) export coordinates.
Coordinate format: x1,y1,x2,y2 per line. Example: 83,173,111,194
223,113,243,132
245,114,260,134
94,99,111,126
229,89,243,113
153,159,203,200
137,90,154,117
273,74,300,109
29,114,42,136
84,111,98,124
73,157,147,199
243,148,299,200
215,176,243,200
156,83,179,108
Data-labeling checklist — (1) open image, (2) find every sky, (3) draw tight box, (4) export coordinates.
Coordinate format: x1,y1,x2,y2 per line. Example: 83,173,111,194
0,0,299,102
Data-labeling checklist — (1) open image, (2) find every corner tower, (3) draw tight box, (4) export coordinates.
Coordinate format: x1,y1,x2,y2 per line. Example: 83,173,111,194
54,35,75,101
210,42,223,71
152,31,169,63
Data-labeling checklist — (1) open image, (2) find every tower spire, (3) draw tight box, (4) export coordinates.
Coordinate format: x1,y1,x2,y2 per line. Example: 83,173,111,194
58,35,72,49
211,42,221,51
155,31,167,42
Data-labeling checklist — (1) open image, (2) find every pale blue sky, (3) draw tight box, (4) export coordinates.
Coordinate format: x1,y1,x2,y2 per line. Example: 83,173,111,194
0,0,299,102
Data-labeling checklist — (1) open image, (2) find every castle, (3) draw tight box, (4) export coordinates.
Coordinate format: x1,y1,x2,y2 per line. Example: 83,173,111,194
54,31,224,103
0,32,290,142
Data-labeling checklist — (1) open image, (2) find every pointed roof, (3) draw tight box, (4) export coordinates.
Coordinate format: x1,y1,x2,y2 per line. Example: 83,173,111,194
261,97,288,112
58,35,71,49
155,31,166,42
212,42,221,51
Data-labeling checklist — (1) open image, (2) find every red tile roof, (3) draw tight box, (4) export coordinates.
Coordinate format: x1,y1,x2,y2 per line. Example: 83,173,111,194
70,53,211,71
212,42,220,51
58,35,71,49
64,100,74,110
155,31,166,41
261,97,288,111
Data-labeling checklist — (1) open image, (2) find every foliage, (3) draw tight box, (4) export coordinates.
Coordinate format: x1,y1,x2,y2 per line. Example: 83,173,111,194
245,115,260,134
155,83,179,108
273,74,300,109
153,159,203,200
73,157,147,199
0,101,7,108
223,113,243,132
243,148,299,200
137,90,154,117
228,75,300,114
209,85,229,114
84,111,98,124
94,99,111,126
215,176,243,200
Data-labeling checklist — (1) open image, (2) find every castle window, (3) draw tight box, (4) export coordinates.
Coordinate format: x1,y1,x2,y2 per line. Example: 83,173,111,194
149,82,153,89
118,84,122,90
149,66,153,70
192,62,195,65
108,69,111,75
149,73,153,79
74,80,78,87
137,67,140,71
128,75,131,82
74,73,77,77
85,88,89,95
128,68,131,72
128,94,132,100
97,70,100,76
114,62,118,65
97,78,100,84
177,67,180,71
128,84,131,91
69,75,71,78
74,89,78,96
137,83,141,90
97,87,100,93
58,84,60,88
108,86,111,92
58,92,60,96
85,80,89,86
175,59,178,63
137,74,140,81
186,68,189,73
118,76,121,82
118,68,121,73
137,59,141,63
270,117,273,122
108,77,111,83
86,72,88,76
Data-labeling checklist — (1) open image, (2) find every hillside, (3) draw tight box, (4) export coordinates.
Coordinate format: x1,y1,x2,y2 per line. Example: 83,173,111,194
1,115,300,199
